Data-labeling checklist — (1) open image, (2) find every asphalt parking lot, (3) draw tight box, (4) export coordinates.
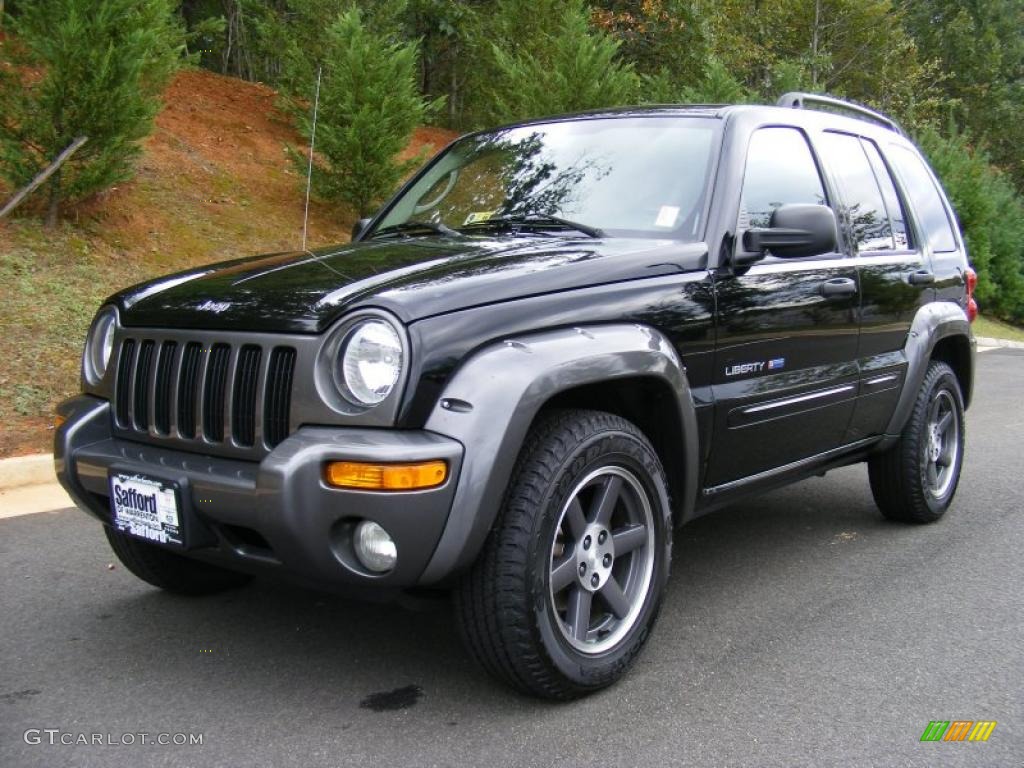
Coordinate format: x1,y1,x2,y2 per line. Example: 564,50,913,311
2,349,1021,767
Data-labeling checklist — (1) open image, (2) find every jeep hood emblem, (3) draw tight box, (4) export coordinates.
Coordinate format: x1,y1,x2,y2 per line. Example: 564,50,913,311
195,300,232,314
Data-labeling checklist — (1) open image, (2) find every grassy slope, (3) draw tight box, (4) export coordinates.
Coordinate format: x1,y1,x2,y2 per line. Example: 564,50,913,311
0,69,456,457
973,314,1024,343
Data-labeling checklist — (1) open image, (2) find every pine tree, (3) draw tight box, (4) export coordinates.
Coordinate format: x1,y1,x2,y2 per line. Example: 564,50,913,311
284,7,437,217
0,0,182,226
483,0,638,124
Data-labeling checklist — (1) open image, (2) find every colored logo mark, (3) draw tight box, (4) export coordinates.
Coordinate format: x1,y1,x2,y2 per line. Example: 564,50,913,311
920,720,997,742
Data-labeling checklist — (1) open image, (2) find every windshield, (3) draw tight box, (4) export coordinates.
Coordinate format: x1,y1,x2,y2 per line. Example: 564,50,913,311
372,116,720,240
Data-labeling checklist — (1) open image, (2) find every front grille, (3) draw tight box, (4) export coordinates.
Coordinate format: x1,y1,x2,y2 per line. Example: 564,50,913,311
114,336,297,452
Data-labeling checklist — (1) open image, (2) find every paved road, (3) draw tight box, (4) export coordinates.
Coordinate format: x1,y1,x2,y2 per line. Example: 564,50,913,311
2,350,1021,767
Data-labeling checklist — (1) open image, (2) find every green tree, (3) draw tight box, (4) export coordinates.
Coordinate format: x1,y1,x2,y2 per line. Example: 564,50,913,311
284,7,437,216
643,57,754,104
0,0,181,226
903,0,1024,188
482,0,638,124
592,0,710,90
919,127,1024,320
707,0,943,129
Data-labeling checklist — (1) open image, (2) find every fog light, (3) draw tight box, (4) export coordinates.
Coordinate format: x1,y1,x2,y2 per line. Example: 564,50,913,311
354,520,397,573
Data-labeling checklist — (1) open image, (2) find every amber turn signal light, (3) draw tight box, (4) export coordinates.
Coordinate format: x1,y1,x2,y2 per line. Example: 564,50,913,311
53,413,67,429
324,460,448,491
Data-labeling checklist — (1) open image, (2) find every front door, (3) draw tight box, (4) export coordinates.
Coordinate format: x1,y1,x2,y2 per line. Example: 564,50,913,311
706,126,860,489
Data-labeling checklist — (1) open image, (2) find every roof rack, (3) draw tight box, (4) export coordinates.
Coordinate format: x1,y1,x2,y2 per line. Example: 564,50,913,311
776,92,904,135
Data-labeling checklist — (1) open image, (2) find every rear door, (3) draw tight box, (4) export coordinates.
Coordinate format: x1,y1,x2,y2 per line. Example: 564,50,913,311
706,126,860,489
814,132,934,440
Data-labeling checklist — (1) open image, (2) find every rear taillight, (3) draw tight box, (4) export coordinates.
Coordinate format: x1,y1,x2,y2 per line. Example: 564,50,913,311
965,267,978,323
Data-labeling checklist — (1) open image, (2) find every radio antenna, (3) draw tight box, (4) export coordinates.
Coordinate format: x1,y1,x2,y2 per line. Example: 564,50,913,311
301,65,322,253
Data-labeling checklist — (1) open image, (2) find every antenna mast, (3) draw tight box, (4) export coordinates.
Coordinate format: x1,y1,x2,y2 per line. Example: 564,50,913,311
301,66,322,252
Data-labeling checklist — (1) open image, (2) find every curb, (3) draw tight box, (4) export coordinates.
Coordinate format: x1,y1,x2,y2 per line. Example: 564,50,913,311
975,335,1024,350
0,453,56,490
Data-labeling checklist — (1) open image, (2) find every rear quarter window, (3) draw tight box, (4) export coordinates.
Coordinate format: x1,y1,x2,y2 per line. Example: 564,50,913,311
886,145,958,253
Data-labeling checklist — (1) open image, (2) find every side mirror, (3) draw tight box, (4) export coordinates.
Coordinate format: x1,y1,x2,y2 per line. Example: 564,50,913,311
738,204,838,263
351,217,371,242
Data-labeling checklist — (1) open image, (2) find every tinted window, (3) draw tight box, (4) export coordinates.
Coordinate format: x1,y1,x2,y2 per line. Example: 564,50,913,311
739,127,826,230
888,145,958,253
818,132,893,252
862,139,909,249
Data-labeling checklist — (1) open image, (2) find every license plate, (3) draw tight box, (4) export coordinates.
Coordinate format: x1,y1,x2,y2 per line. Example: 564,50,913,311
109,473,184,547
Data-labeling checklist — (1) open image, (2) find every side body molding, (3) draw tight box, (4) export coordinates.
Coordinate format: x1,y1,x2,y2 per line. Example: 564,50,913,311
879,301,975,449
419,324,698,584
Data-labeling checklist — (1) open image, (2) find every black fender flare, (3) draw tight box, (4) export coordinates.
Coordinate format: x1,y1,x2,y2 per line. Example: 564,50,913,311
419,324,698,584
878,302,975,449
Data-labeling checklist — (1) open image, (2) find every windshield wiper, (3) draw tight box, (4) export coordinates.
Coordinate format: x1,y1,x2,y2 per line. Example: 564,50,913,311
370,220,463,239
462,214,604,239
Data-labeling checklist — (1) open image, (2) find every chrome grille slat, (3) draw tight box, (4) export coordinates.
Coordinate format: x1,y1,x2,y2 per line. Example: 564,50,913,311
114,334,298,455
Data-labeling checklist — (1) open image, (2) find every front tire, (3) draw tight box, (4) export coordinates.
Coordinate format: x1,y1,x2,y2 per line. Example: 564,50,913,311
455,409,672,699
868,360,965,523
105,528,252,595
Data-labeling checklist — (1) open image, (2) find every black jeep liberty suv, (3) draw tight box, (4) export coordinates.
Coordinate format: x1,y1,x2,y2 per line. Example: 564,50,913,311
56,93,977,699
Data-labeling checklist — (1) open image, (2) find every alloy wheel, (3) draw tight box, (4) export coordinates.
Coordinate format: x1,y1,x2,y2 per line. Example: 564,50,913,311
548,466,655,654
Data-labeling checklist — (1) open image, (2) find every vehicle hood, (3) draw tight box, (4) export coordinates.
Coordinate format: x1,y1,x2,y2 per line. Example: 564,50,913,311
111,235,709,333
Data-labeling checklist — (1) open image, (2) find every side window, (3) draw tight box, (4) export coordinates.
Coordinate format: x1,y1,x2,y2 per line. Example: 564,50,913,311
887,145,958,253
739,127,827,230
862,139,909,249
817,132,894,252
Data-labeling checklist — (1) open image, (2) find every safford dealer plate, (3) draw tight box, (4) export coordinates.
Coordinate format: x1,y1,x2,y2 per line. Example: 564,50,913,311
109,473,184,547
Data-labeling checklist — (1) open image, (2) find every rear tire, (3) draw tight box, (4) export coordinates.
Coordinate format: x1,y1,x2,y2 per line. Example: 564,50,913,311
455,409,672,699
868,360,965,523
105,528,252,595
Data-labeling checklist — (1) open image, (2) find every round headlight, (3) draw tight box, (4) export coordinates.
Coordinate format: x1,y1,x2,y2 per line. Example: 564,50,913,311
85,307,117,385
339,320,403,405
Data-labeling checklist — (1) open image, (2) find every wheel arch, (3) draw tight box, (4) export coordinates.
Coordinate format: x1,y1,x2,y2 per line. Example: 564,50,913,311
536,377,689,524
930,333,974,409
880,302,976,448
418,324,698,584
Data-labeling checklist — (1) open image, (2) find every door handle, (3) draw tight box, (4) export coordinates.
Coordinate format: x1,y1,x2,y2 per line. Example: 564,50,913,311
908,269,935,285
819,277,858,297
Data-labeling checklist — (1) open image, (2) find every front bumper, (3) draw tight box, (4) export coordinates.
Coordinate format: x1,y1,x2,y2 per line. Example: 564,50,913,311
55,396,465,593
